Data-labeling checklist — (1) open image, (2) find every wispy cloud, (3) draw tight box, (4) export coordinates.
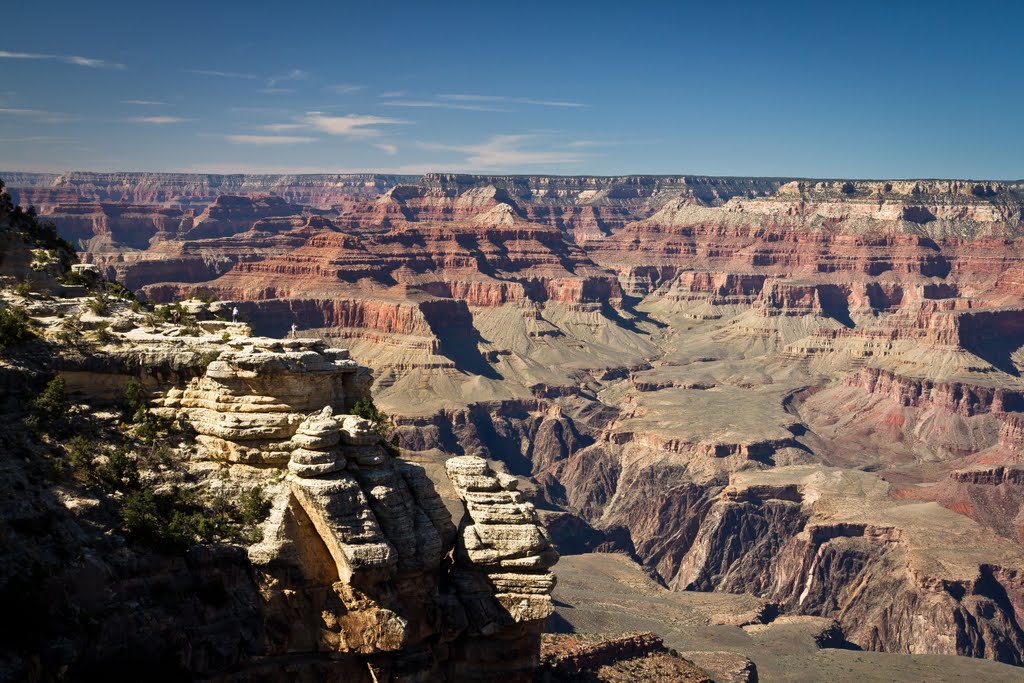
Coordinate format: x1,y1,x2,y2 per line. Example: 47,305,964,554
565,137,664,148
257,88,295,95
187,69,257,80
379,93,585,113
229,106,291,114
419,134,585,169
375,143,398,155
121,99,168,106
0,51,125,69
302,112,409,139
66,56,123,69
0,107,53,115
126,116,190,124
379,90,407,98
0,136,72,144
224,134,316,145
0,108,75,123
262,123,307,132
267,69,309,87
439,94,585,108
324,83,364,95
382,100,510,112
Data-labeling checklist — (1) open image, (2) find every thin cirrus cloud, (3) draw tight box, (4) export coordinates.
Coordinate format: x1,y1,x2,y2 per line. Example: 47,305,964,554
187,69,258,80
267,69,309,87
126,116,190,124
0,107,76,123
382,100,510,113
261,123,308,132
121,99,168,106
0,51,126,69
379,92,585,112
323,84,364,95
224,134,316,145
438,94,585,108
419,134,586,169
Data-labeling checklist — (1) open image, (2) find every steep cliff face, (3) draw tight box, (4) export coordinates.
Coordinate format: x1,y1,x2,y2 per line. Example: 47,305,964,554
673,469,1024,664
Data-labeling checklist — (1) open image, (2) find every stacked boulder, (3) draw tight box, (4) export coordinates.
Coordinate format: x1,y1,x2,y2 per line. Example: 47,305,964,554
446,455,558,629
171,338,369,464
157,331,558,680
284,409,456,590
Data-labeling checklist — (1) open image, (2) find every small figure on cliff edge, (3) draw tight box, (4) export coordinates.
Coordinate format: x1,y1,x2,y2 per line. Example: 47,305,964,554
232,306,239,323
291,322,298,339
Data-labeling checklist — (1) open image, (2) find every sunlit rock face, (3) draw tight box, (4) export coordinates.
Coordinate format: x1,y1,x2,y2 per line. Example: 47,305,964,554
161,332,558,680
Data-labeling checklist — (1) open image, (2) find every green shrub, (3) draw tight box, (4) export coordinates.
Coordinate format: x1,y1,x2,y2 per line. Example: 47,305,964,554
0,306,33,348
92,322,113,344
141,441,175,469
96,446,140,490
197,350,220,369
120,483,269,551
104,280,136,301
238,486,271,527
120,489,163,543
14,281,31,297
32,376,67,421
59,270,91,287
86,291,109,316
123,379,145,415
66,434,94,466
351,396,395,439
58,435,115,489
132,410,173,443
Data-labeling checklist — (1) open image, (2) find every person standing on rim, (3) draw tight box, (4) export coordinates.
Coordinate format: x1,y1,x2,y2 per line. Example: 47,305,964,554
232,306,239,323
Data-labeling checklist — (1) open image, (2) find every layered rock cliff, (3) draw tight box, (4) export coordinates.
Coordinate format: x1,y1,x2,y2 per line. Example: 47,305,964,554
7,171,1024,673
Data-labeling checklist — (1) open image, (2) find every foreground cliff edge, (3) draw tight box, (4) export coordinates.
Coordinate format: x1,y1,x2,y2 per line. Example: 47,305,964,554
0,183,567,681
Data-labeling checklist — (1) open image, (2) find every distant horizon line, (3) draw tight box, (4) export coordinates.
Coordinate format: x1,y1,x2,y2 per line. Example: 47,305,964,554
2,169,1023,184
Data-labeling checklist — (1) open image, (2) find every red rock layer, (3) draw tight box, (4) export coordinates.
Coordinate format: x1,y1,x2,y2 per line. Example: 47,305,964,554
844,367,1024,417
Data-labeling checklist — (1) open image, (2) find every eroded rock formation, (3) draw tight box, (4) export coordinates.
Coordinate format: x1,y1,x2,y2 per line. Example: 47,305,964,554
0,287,557,680
8,171,1024,672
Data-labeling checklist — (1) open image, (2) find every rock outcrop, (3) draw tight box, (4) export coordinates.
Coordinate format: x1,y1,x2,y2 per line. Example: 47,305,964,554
0,286,558,681
537,632,714,682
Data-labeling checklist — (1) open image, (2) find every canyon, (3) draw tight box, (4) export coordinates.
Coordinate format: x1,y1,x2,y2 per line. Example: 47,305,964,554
5,171,1024,680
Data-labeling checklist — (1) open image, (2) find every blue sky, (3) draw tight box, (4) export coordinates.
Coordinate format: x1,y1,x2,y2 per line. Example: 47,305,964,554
1,0,1022,178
